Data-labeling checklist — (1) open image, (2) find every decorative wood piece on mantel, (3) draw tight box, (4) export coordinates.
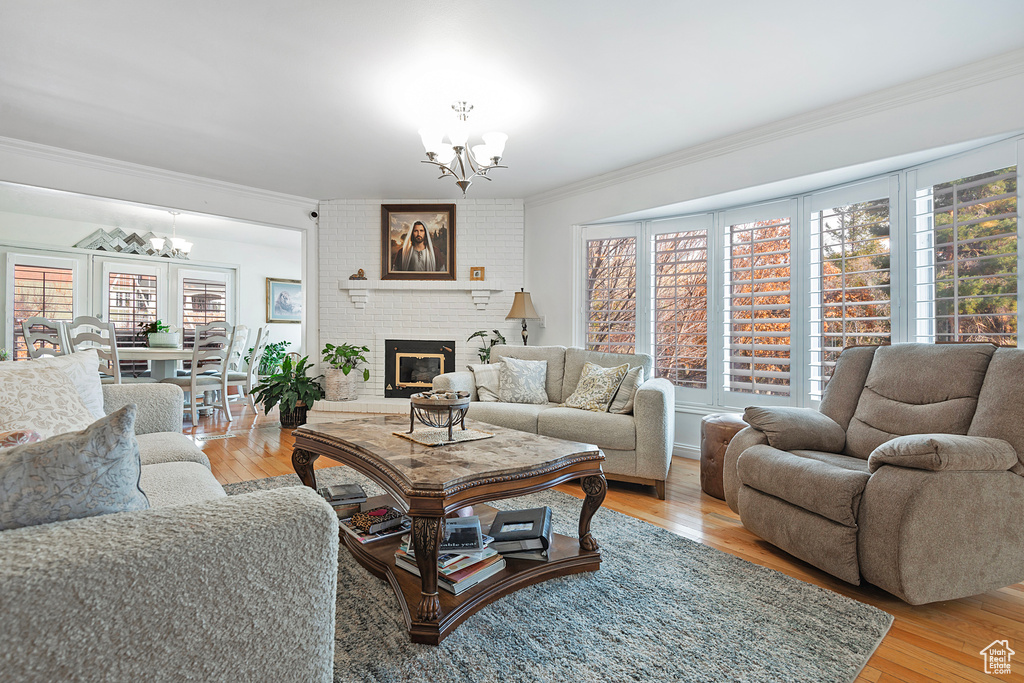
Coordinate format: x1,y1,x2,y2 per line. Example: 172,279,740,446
339,280,504,310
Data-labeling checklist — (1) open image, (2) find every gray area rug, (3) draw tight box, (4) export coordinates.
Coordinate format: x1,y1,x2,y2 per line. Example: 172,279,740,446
225,468,892,683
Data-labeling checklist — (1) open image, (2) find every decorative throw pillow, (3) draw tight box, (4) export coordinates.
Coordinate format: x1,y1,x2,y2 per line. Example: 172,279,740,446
468,363,501,402
0,363,96,438
562,362,630,412
0,404,149,531
498,357,548,405
34,349,106,419
608,365,644,414
0,430,43,449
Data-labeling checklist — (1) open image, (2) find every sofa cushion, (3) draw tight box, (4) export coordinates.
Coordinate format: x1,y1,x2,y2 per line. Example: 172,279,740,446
140,461,226,507
0,363,96,438
498,357,548,405
538,407,636,451
563,347,653,400
968,347,1024,476
743,406,846,452
737,445,870,527
467,402,557,434
844,343,995,459
0,405,149,531
609,365,643,415
467,363,501,402
562,362,629,412
34,350,107,420
136,432,211,468
491,345,567,403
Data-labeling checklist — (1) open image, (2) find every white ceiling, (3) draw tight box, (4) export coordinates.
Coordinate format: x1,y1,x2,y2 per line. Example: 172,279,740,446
2,1,1024,200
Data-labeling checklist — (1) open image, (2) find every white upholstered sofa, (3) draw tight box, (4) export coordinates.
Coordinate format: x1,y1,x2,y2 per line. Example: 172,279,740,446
434,344,675,498
0,382,339,682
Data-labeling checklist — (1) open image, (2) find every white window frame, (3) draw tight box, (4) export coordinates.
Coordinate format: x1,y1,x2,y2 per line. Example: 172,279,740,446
578,222,642,353
171,265,236,332
4,251,85,353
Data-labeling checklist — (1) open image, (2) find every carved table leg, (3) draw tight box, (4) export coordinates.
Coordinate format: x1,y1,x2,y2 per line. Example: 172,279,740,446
578,474,607,552
292,448,320,489
411,516,443,622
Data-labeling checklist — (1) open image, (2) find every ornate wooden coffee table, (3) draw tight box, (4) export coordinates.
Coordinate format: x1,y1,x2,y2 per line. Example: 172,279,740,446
291,415,606,645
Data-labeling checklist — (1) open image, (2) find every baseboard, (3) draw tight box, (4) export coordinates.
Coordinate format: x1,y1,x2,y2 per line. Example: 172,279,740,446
673,443,699,460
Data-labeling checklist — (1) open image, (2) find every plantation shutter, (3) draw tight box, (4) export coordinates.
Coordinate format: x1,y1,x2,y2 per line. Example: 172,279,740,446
585,233,637,354
108,270,158,373
182,277,228,348
652,222,709,390
723,205,793,398
11,263,75,360
914,165,1018,346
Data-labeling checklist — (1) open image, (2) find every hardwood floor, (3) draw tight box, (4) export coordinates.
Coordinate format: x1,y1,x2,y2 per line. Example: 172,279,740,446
189,410,1024,682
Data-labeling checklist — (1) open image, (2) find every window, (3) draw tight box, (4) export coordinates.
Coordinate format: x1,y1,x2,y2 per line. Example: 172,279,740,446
723,217,792,397
585,235,637,354
108,271,158,373
182,277,228,347
915,166,1018,345
810,197,891,394
11,264,74,360
653,230,708,389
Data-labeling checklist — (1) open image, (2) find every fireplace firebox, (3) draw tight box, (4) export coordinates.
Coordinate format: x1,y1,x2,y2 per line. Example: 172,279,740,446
384,339,456,398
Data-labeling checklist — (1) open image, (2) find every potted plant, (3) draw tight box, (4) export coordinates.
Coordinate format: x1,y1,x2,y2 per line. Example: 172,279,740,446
321,343,370,401
252,355,325,428
246,339,291,378
139,320,180,348
467,330,507,363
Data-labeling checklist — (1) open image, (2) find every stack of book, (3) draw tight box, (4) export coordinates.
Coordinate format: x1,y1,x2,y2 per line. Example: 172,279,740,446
395,517,505,595
488,506,553,561
339,505,411,544
318,483,368,519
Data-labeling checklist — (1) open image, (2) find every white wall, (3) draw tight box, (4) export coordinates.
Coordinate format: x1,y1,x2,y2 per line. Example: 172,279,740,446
523,56,1024,457
0,212,303,350
318,198,524,394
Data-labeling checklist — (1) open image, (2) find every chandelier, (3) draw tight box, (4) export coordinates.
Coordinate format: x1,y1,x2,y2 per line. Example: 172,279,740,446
418,102,507,197
149,211,193,257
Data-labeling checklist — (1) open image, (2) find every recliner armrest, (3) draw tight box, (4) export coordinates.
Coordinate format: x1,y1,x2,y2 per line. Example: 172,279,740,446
433,371,477,400
868,434,1018,473
742,406,846,452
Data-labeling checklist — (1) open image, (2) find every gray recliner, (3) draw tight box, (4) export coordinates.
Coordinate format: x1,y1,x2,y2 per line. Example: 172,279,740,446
723,343,1024,604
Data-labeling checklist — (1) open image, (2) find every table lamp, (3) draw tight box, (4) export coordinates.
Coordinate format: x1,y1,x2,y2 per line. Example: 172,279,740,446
506,288,542,345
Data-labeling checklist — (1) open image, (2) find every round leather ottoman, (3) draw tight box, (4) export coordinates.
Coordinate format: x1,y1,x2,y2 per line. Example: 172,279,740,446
699,412,747,500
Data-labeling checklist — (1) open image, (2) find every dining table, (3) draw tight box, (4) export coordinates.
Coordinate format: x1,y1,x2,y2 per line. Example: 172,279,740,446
117,347,193,380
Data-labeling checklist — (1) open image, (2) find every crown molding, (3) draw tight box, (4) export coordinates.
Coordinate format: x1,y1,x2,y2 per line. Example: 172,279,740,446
0,135,317,209
526,47,1024,208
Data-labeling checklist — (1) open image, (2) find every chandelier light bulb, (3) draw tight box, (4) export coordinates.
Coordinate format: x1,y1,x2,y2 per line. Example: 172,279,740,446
435,145,457,164
472,144,494,167
482,132,507,158
418,101,507,197
181,241,194,255
418,128,443,156
447,119,470,149
170,237,189,252
149,236,166,251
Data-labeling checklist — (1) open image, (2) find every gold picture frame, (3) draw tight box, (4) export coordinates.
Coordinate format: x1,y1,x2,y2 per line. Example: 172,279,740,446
469,266,485,281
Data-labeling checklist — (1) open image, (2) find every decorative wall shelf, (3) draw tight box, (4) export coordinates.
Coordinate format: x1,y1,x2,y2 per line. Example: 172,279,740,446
339,280,504,310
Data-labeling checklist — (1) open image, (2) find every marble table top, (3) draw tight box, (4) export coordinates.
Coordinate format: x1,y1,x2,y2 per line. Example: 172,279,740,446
295,415,603,492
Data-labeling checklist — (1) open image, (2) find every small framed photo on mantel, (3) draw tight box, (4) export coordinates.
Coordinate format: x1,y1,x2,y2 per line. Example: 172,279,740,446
381,204,456,281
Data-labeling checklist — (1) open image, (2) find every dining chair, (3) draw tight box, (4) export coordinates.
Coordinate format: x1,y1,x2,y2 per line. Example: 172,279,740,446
160,321,233,425
21,317,69,358
66,316,156,384
216,325,265,414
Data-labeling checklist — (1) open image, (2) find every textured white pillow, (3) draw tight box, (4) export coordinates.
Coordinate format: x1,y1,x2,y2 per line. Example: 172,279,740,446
609,365,644,414
0,404,149,531
0,363,96,438
35,350,106,419
468,363,501,402
498,357,548,405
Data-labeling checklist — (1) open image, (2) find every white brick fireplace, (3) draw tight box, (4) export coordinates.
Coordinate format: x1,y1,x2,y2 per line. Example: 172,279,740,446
311,198,526,417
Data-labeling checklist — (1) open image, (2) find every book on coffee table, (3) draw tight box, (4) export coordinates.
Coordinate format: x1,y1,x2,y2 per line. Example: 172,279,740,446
488,507,553,552
340,516,411,544
395,553,506,595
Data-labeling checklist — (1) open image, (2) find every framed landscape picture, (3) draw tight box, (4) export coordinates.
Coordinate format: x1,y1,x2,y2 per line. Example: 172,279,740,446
381,204,456,281
267,278,302,323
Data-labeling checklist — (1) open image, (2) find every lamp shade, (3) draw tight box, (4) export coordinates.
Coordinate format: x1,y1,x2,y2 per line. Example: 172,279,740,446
506,289,541,320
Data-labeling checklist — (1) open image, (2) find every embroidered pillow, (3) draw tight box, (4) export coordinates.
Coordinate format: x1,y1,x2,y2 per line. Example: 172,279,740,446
468,363,501,402
34,349,106,419
562,362,629,412
0,363,96,438
0,404,149,531
498,357,548,405
608,365,644,414
0,430,43,449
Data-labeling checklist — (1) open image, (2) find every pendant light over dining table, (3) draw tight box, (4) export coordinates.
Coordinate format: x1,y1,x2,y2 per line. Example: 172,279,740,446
418,102,507,197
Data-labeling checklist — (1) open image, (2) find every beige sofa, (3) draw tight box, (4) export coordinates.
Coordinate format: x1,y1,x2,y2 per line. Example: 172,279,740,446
434,345,675,498
0,383,339,682
723,343,1024,604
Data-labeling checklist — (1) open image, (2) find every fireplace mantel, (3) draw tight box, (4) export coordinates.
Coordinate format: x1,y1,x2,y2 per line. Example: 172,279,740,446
339,280,505,310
